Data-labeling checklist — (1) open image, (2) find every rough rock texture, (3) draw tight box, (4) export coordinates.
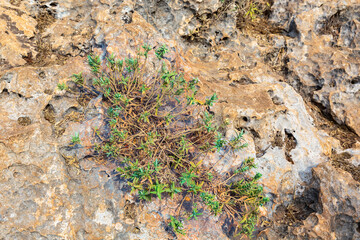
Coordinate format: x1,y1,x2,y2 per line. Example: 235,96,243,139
269,0,360,136
0,0,359,239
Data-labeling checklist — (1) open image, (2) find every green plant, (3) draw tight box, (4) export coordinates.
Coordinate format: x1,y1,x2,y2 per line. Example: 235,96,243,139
169,216,186,235
168,182,182,199
200,192,223,216
245,2,260,21
236,0,272,26
188,203,202,220
155,44,169,59
71,45,268,238
150,180,168,200
72,72,84,85
57,83,67,91
179,169,198,187
71,132,81,144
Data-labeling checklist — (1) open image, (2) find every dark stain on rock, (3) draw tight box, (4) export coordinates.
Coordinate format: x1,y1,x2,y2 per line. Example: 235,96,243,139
284,129,296,164
0,13,24,35
131,226,141,234
124,200,136,221
17,116,32,126
44,89,53,95
318,10,344,44
38,71,46,79
221,217,236,238
272,130,284,148
10,0,22,7
2,5,26,16
122,9,134,24
331,214,355,240
229,75,254,86
0,72,15,83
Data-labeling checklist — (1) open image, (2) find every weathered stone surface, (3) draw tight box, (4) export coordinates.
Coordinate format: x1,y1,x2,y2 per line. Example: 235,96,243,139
0,3,37,70
260,162,360,240
269,0,360,136
0,0,360,239
308,162,360,240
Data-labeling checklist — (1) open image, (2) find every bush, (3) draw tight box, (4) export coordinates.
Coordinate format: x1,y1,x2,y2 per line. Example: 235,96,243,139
70,44,268,237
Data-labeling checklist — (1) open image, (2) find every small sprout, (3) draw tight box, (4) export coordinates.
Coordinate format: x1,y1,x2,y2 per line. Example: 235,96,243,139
150,180,168,200
139,112,150,123
153,159,162,172
223,118,230,126
165,113,174,125
207,172,214,181
140,84,150,94
106,53,116,68
253,173,262,181
202,111,215,132
72,72,83,85
71,132,81,144
104,87,111,97
214,132,226,152
245,3,260,21
189,181,204,194
129,178,143,194
186,91,197,106
142,43,152,58
87,54,101,73
205,93,218,107
57,83,68,91
178,136,190,155
188,203,202,220
139,189,152,201
179,169,198,187
229,129,248,150
125,57,138,72
169,216,186,235
167,182,182,198
155,44,169,60
187,78,199,91
102,143,118,157
109,118,117,127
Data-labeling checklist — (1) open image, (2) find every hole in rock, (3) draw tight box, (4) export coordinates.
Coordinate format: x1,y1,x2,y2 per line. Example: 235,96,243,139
43,104,56,124
18,117,32,126
284,129,297,164
351,77,360,85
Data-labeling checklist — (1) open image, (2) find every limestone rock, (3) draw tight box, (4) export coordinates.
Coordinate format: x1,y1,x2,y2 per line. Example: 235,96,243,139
0,0,360,239
0,3,37,70
269,0,360,137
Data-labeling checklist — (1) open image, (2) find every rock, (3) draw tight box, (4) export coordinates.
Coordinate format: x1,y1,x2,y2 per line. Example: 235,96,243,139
0,3,37,70
269,0,360,137
209,81,338,212
0,0,360,239
298,162,360,240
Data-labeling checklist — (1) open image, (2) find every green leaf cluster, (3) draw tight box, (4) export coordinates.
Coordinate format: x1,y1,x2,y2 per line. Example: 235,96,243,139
70,44,269,238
